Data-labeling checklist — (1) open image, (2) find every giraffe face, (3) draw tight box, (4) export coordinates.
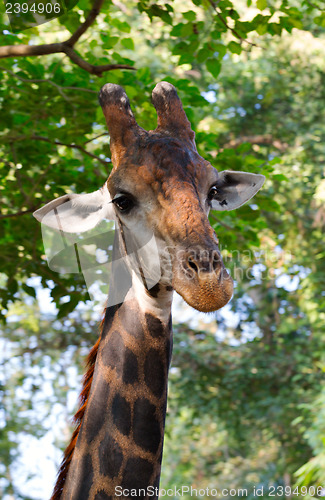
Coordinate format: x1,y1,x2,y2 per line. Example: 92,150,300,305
106,135,234,312
34,82,264,313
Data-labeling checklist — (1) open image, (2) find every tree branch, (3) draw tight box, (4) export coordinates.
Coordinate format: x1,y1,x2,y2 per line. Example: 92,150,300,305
30,135,111,166
7,134,110,167
0,208,38,220
66,0,105,46
63,45,135,76
0,66,98,93
83,132,109,145
210,213,235,232
0,0,135,76
0,42,135,76
210,214,245,242
304,0,323,9
208,0,258,48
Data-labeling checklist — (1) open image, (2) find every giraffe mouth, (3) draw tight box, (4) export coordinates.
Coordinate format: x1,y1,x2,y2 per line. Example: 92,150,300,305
170,249,234,312
173,268,234,312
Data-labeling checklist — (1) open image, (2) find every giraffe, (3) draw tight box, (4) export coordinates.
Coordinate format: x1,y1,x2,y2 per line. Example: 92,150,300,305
34,82,265,500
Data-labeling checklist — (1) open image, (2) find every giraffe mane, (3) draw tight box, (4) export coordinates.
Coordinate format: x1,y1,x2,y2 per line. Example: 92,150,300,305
50,315,105,500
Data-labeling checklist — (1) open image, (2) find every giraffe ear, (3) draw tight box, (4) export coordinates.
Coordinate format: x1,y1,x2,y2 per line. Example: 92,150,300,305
33,185,114,233
211,171,265,211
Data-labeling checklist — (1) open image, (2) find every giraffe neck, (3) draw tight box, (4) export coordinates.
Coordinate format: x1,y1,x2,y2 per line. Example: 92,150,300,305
61,278,173,500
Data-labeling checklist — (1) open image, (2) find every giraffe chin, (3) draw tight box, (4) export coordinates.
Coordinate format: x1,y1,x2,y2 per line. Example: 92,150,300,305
173,268,234,313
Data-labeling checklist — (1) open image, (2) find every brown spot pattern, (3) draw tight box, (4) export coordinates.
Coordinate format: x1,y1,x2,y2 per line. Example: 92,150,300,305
50,81,236,500
56,296,172,500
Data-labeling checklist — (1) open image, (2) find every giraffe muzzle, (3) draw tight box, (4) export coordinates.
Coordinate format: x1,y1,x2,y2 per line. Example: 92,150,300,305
171,246,234,312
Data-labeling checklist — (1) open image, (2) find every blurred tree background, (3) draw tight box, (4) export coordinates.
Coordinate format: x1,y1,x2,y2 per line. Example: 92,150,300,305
0,0,324,498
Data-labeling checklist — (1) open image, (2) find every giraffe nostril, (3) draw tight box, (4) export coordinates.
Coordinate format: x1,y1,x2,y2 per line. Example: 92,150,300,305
188,257,198,272
212,252,220,271
186,250,221,275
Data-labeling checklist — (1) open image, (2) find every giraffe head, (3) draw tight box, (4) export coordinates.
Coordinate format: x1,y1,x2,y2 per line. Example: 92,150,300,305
34,82,264,312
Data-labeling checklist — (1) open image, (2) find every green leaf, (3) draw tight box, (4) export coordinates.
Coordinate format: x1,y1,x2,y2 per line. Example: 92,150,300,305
288,18,304,30
121,38,135,50
258,196,281,212
8,278,18,295
183,11,196,22
314,14,325,28
147,5,172,24
170,23,184,37
256,0,267,10
256,22,268,35
111,19,131,33
57,295,79,319
228,41,242,54
237,205,261,220
63,0,78,9
179,53,194,65
272,174,289,182
59,11,81,33
214,43,227,58
268,157,281,166
181,22,194,37
267,23,282,36
187,40,200,54
172,42,189,56
136,67,151,84
206,58,221,78
101,34,119,48
22,284,36,298
237,142,252,154
197,48,211,63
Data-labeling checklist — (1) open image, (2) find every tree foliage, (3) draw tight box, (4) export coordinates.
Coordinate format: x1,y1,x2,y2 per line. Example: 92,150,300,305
0,0,324,498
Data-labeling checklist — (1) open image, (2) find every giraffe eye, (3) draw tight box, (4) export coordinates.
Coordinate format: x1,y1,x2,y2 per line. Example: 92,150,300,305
208,186,219,201
112,195,134,213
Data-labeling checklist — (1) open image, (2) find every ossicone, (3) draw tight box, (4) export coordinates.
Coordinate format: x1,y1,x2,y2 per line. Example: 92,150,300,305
98,81,197,167
98,83,144,166
151,81,196,148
